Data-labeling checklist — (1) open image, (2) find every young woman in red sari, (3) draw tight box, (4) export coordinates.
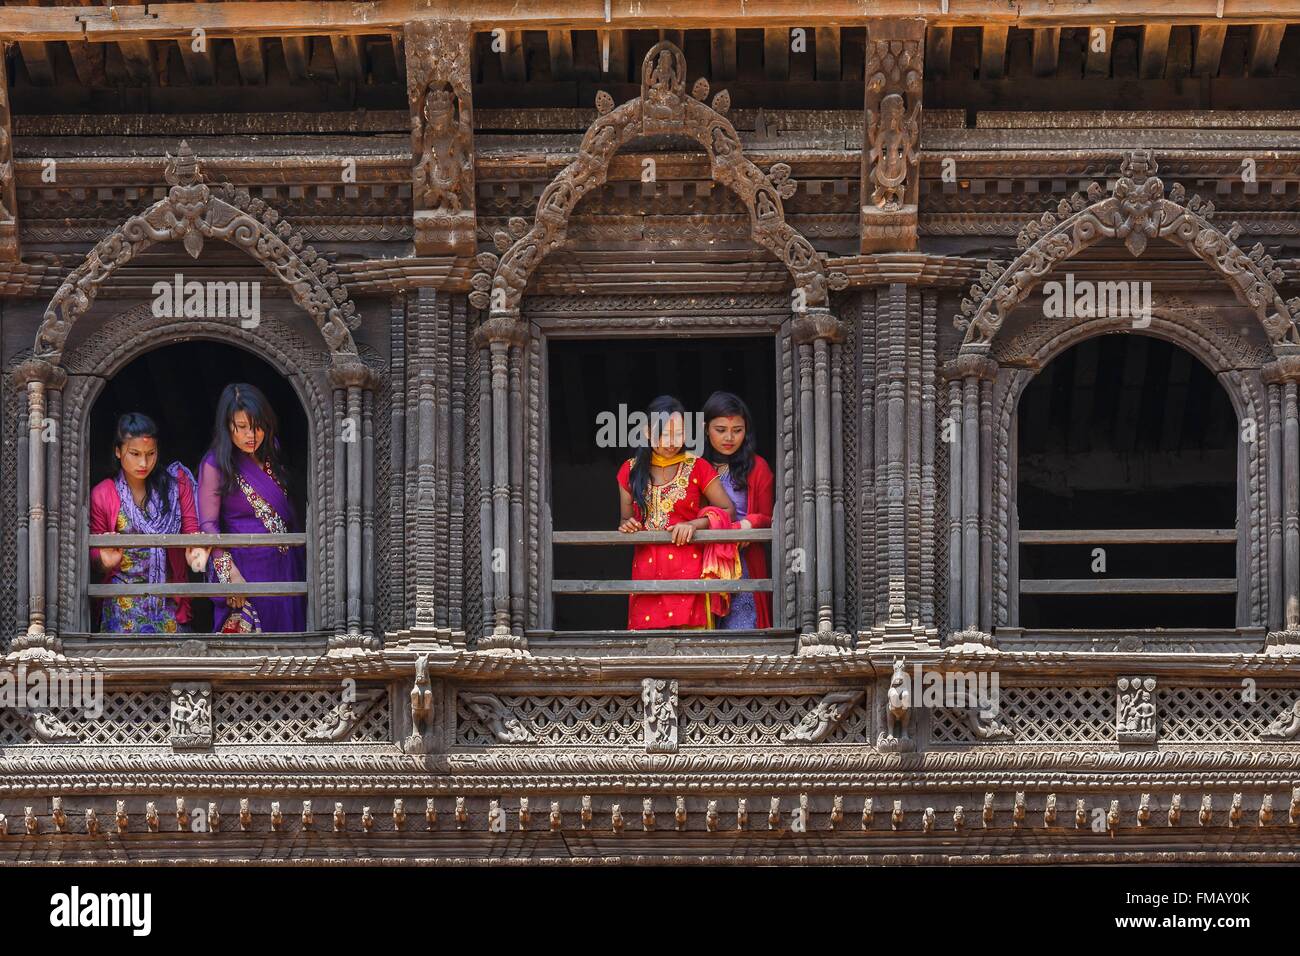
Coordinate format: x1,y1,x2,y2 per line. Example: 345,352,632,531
616,395,735,629
700,391,774,629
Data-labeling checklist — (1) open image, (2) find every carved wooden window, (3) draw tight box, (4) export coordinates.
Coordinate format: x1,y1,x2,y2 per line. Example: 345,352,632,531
531,325,793,645
78,342,317,636
1012,335,1240,634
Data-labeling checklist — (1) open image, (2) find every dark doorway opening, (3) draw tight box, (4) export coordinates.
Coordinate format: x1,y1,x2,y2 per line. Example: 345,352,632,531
87,341,310,633
1016,334,1237,629
548,335,777,632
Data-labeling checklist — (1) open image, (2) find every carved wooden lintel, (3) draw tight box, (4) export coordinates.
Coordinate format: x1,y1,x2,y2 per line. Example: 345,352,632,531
860,20,924,254
406,21,476,256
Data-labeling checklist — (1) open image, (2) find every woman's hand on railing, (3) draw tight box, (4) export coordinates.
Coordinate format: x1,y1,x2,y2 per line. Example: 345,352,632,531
669,522,697,547
185,546,211,573
617,517,644,534
98,546,123,573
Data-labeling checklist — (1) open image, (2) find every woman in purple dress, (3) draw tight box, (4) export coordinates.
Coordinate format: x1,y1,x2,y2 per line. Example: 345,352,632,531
197,383,306,633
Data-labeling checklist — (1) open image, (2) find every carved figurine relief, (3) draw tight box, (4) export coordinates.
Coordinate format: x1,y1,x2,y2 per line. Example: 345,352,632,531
304,687,386,742
169,682,213,750
0,50,17,260
781,689,865,744
461,693,535,744
876,660,914,753
642,677,679,754
1261,700,1300,740
405,21,476,255
860,21,924,252
1116,677,1158,744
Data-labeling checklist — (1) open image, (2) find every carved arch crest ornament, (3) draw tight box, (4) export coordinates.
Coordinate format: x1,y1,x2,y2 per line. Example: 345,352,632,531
471,41,846,316
956,150,1300,355
34,141,361,367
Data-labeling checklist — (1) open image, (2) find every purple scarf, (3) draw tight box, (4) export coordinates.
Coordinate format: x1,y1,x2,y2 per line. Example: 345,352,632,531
234,450,298,532
113,461,195,621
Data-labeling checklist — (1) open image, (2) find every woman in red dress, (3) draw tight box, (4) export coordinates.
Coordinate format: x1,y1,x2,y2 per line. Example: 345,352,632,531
700,391,774,629
617,395,736,629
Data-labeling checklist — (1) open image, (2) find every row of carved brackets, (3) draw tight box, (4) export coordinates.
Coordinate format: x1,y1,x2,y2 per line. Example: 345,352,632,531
10,789,1300,837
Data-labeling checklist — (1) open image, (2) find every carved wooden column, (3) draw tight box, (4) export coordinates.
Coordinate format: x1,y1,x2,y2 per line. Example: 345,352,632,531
794,308,852,654
0,44,19,261
405,21,476,256
474,313,529,655
10,359,65,659
942,351,999,652
1264,356,1300,655
327,362,380,655
862,285,940,648
859,19,923,253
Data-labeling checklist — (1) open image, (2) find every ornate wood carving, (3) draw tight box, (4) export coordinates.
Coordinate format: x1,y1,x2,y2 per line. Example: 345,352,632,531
471,41,843,318
0,44,18,262
956,151,1300,355
860,20,924,253
34,141,361,368
405,21,476,256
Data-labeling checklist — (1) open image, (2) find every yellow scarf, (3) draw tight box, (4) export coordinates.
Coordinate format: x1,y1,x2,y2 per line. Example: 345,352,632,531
650,451,687,468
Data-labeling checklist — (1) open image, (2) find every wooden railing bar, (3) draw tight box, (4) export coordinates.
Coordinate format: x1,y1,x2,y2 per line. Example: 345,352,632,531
552,529,772,545
1018,529,1235,545
89,533,306,547
1018,578,1236,595
552,579,774,594
88,583,309,597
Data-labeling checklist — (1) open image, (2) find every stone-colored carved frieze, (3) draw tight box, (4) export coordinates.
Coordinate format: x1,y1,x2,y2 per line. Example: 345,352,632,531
1116,676,1159,744
405,21,475,256
780,689,864,744
860,20,923,253
642,677,679,754
168,682,212,751
304,687,386,742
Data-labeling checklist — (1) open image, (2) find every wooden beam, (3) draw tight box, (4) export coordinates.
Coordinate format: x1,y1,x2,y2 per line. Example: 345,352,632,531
598,28,628,78
547,28,574,80
3,3,1300,42
1247,23,1286,76
176,34,215,84
330,33,365,83
1193,23,1227,76
553,529,773,544
981,25,1009,79
116,0,155,83
65,37,106,86
815,26,840,80
552,579,773,594
17,40,54,85
282,35,309,82
763,26,790,81
1032,27,1060,77
233,36,266,84
926,26,952,76
710,27,736,80
1085,26,1114,77
1140,24,1171,79
499,29,526,82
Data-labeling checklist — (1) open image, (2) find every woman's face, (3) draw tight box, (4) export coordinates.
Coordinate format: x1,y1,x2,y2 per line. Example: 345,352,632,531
116,436,158,483
652,411,685,457
229,410,265,455
708,414,747,457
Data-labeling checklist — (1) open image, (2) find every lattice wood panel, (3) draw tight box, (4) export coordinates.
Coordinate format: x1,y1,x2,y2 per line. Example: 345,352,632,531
1158,685,1296,743
679,694,870,746
455,694,643,746
214,687,390,744
930,685,1116,744
0,689,170,745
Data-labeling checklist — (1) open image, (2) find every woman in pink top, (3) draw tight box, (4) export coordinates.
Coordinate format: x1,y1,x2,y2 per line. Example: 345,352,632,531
88,413,204,633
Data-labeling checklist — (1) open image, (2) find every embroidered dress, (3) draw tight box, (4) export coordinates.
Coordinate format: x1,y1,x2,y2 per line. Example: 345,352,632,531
198,449,306,633
715,470,758,629
89,462,198,634
617,454,719,630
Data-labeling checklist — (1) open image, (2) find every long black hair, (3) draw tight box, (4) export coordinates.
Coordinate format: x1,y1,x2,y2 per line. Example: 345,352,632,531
113,412,172,508
207,382,289,494
701,390,757,491
628,394,688,519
